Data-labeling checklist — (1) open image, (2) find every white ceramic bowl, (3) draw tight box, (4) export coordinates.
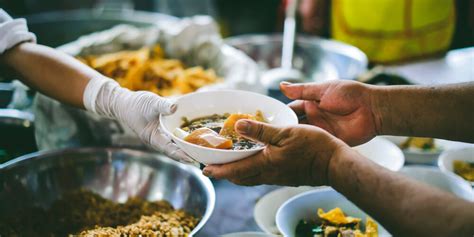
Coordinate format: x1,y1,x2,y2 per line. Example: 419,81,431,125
438,147,474,186
253,137,402,235
160,90,298,164
353,137,405,171
276,188,391,237
400,166,473,201
383,136,474,165
254,186,319,234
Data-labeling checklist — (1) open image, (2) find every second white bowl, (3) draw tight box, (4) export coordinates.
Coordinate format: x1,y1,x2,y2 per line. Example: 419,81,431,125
438,147,474,186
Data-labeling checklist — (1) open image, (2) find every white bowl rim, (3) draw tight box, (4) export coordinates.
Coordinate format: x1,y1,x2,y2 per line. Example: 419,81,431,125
159,89,298,153
275,187,334,235
253,186,319,234
438,147,474,186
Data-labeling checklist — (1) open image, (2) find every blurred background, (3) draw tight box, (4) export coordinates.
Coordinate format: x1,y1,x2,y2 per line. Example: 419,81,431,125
0,0,472,162
1,0,472,48
0,1,473,236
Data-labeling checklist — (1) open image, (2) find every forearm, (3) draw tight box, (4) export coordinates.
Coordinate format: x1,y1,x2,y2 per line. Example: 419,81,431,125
371,83,474,142
328,148,474,236
1,42,100,108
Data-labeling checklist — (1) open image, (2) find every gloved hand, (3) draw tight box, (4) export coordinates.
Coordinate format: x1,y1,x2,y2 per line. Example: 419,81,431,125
0,9,36,54
83,76,197,165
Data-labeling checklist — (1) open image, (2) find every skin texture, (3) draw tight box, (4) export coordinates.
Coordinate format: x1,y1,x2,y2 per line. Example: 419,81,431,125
1,42,97,108
282,80,474,144
203,119,474,237
282,80,378,146
203,80,474,236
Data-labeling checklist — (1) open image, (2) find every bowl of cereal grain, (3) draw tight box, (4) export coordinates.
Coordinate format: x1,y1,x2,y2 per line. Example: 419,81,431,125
0,147,215,236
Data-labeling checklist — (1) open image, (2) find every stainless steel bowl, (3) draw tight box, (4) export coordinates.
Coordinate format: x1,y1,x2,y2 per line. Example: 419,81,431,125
0,147,215,235
225,34,368,82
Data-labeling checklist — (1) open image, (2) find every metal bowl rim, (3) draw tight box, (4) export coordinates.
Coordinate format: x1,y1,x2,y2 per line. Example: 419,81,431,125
224,33,368,69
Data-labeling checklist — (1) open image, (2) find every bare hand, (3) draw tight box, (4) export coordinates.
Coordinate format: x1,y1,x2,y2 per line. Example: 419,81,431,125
202,119,346,186
281,80,379,146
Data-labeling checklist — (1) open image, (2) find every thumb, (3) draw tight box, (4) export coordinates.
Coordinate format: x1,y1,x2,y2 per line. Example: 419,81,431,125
235,119,285,146
280,82,324,101
151,96,177,116
136,92,177,122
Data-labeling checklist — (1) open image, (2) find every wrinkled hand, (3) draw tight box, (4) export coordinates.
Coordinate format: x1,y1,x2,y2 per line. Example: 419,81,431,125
281,80,379,146
202,119,346,186
83,76,195,165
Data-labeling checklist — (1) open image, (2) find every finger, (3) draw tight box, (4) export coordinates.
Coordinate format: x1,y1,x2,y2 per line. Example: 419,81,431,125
151,95,177,116
203,152,266,180
140,120,196,165
235,119,286,146
230,173,267,186
288,100,306,116
280,81,325,101
138,91,177,119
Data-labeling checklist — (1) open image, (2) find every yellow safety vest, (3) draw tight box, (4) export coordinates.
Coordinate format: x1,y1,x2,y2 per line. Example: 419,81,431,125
331,0,456,64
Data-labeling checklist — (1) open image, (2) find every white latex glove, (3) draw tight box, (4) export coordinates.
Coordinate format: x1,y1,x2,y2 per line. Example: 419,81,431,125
0,9,36,54
83,76,197,165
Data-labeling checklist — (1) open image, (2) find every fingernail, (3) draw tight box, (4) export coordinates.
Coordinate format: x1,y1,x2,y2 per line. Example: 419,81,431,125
202,168,212,177
280,81,292,86
235,120,251,135
170,104,178,113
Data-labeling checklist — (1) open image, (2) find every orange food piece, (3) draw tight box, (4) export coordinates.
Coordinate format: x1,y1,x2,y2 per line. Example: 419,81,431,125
184,128,233,149
219,114,256,138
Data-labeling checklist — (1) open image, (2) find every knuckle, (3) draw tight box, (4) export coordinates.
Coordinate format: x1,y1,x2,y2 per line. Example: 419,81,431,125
253,123,266,141
229,168,242,179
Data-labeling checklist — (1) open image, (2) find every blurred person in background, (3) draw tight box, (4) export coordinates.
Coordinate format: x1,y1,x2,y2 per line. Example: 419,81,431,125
0,9,193,164
299,0,474,64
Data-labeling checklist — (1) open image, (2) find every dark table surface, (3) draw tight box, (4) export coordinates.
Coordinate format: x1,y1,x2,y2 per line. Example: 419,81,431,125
197,180,280,236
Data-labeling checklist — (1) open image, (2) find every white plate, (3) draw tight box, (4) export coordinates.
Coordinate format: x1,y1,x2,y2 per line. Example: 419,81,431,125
382,136,474,165
400,165,473,201
353,137,405,171
254,186,319,234
438,147,474,186
276,188,391,237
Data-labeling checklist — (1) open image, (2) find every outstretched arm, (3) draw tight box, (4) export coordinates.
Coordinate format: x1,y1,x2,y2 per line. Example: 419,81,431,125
281,80,474,144
330,145,474,236
373,83,474,143
1,42,93,108
203,120,474,236
0,9,194,164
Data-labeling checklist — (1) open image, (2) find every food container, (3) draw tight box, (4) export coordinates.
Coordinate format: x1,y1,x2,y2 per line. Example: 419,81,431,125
225,34,368,101
0,147,215,235
26,8,179,48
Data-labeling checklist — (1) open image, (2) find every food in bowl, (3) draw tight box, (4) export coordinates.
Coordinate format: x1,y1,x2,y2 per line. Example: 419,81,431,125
453,160,474,182
400,137,439,152
295,207,378,237
77,44,221,97
179,110,266,150
160,90,298,164
0,189,199,236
